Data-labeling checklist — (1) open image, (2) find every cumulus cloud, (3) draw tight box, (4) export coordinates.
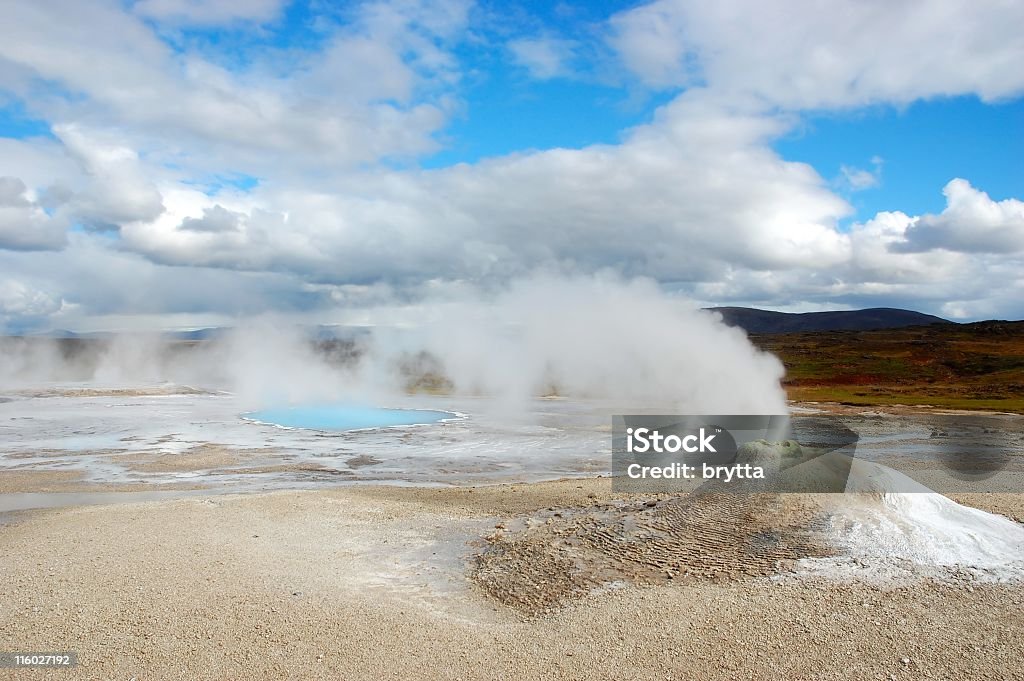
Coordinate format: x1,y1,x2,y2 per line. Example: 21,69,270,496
0,232,339,333
311,0,469,97
0,0,1022,331
0,177,67,251
608,0,1024,107
54,125,165,230
0,0,467,172
0,138,82,190
894,179,1024,254
606,1,696,88
0,278,64,331
179,205,244,233
108,91,851,284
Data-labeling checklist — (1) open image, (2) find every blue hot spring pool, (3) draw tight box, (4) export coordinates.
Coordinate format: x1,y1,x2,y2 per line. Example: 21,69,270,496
243,404,458,432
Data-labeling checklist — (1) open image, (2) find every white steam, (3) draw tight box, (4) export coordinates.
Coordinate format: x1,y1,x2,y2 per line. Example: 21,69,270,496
369,274,786,414
0,274,788,416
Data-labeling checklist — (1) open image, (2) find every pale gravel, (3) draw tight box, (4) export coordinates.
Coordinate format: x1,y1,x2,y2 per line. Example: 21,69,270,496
1,479,1022,680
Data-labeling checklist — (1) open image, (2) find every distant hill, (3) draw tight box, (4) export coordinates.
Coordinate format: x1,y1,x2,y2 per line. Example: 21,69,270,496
11,312,951,340
749,320,1024,412
33,329,102,339
708,307,951,334
161,328,219,341
16,326,370,341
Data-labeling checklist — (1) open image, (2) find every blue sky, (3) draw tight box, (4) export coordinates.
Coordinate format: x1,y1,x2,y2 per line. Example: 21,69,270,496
0,100,53,139
0,0,1022,332
777,97,1024,223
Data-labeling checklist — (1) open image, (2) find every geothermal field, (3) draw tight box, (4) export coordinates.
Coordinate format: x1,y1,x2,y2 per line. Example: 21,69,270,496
2,284,1024,680
3,0,1022,677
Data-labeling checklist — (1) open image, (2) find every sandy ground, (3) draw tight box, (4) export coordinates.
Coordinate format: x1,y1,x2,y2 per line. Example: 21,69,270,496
0,470,210,495
11,386,216,399
790,400,1023,417
2,478,1023,680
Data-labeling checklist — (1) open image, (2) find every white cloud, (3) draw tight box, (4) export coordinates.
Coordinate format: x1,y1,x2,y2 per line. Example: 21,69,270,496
49,87,1021,324
895,179,1024,253
0,232,337,332
0,138,82,189
132,0,284,26
54,125,165,230
607,2,694,88
508,37,577,80
0,0,1022,330
0,0,468,172
179,205,244,233
0,278,63,330
110,91,850,284
840,166,878,191
303,0,469,104
841,210,972,295
609,0,1024,107
838,157,882,192
0,177,67,251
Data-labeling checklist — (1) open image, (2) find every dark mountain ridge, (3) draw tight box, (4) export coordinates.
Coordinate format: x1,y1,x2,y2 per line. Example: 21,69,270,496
707,307,951,334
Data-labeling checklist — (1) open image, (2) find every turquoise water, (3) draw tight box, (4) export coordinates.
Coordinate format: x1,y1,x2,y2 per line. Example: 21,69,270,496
244,404,456,432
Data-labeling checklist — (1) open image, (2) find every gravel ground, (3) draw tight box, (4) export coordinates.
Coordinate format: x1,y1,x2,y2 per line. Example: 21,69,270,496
1,478,1023,680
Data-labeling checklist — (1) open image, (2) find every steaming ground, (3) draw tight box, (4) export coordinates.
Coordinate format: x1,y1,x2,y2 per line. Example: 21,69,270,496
0,275,791,503
2,278,1023,678
4,385,1023,501
3,387,1024,678
0,385,622,507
